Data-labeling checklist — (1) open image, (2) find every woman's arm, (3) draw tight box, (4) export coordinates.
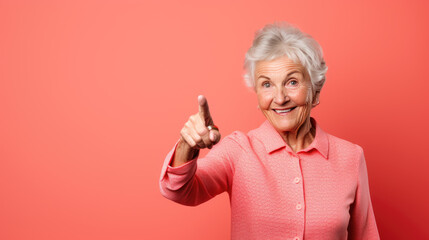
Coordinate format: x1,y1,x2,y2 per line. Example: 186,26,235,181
347,146,380,240
159,95,233,206
171,137,199,167
171,95,220,167
159,133,236,206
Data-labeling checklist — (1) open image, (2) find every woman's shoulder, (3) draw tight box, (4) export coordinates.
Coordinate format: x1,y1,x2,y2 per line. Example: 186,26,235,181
311,117,363,156
221,130,251,146
217,127,265,151
327,133,361,148
325,132,364,161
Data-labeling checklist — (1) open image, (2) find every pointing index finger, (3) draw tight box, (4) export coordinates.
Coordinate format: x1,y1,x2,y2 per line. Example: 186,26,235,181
198,95,212,124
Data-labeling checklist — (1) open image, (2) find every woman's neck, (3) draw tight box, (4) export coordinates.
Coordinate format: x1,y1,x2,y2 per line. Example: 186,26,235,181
281,117,315,153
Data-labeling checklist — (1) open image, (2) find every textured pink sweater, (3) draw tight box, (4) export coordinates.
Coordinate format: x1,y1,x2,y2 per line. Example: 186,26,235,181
159,118,380,240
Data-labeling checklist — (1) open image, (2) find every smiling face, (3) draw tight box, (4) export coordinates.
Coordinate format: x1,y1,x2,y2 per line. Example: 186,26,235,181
255,56,318,134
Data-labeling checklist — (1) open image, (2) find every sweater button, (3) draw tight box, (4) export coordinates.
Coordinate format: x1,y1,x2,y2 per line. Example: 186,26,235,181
293,237,300,240
294,177,300,184
296,203,302,210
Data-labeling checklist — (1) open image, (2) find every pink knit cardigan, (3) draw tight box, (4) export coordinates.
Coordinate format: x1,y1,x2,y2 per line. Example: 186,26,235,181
159,118,380,240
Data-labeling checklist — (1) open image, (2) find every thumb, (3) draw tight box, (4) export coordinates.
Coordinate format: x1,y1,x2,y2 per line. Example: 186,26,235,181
209,129,221,145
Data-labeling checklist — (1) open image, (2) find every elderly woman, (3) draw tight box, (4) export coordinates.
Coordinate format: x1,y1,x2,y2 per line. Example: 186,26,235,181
159,23,380,240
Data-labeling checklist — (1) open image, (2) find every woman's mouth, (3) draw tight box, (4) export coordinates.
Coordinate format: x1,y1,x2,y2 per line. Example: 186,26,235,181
273,107,297,115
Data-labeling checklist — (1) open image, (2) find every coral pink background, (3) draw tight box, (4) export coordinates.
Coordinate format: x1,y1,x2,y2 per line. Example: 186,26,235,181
1,0,428,239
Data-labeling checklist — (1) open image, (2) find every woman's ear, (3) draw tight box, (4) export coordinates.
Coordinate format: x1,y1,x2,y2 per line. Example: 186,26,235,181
312,91,320,108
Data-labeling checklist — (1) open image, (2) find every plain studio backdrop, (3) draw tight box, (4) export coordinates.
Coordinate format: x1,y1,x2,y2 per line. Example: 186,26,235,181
1,0,428,239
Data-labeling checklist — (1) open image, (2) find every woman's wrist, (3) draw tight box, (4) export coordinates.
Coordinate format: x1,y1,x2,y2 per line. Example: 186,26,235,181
171,138,200,167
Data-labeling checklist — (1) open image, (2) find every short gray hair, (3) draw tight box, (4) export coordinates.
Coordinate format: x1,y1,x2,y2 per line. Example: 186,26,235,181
244,22,327,94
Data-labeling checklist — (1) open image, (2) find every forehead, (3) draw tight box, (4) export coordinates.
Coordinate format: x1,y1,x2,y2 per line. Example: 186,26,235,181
254,56,305,77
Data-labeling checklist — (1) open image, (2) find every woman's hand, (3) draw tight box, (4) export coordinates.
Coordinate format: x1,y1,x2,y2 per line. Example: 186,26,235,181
171,95,221,167
181,95,221,150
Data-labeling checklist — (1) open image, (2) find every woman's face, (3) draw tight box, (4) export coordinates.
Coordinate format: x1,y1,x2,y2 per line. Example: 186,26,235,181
255,56,316,133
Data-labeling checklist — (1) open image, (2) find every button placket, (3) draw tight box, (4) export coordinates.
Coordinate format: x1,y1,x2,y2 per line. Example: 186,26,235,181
295,154,305,239
287,151,305,239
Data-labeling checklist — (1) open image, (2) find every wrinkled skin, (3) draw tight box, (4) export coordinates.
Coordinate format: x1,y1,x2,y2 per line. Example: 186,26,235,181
254,56,320,152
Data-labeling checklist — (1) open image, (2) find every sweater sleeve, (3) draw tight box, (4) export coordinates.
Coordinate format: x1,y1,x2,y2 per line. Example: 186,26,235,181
347,146,380,240
159,134,236,206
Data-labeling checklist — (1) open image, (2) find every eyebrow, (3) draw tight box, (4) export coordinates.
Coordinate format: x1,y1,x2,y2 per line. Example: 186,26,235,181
257,70,301,80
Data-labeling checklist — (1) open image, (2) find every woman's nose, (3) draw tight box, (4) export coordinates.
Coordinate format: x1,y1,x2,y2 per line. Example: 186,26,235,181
273,89,288,105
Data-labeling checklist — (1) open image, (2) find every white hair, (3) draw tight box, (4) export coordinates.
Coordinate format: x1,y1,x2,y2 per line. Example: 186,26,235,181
244,22,328,96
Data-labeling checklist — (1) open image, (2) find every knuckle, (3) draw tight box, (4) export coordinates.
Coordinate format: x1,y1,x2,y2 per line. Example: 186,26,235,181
182,130,189,137
189,114,199,122
180,127,187,134
184,122,194,130
196,127,208,135
194,135,202,143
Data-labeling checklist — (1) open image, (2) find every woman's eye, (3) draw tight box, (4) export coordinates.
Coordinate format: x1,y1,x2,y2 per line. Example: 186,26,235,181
263,82,271,88
288,80,298,86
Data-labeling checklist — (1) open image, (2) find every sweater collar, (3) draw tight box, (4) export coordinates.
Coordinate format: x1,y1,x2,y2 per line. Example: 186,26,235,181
254,117,329,159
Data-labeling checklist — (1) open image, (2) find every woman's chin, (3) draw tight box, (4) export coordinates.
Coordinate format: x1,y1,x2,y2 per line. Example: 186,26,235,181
271,122,296,133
